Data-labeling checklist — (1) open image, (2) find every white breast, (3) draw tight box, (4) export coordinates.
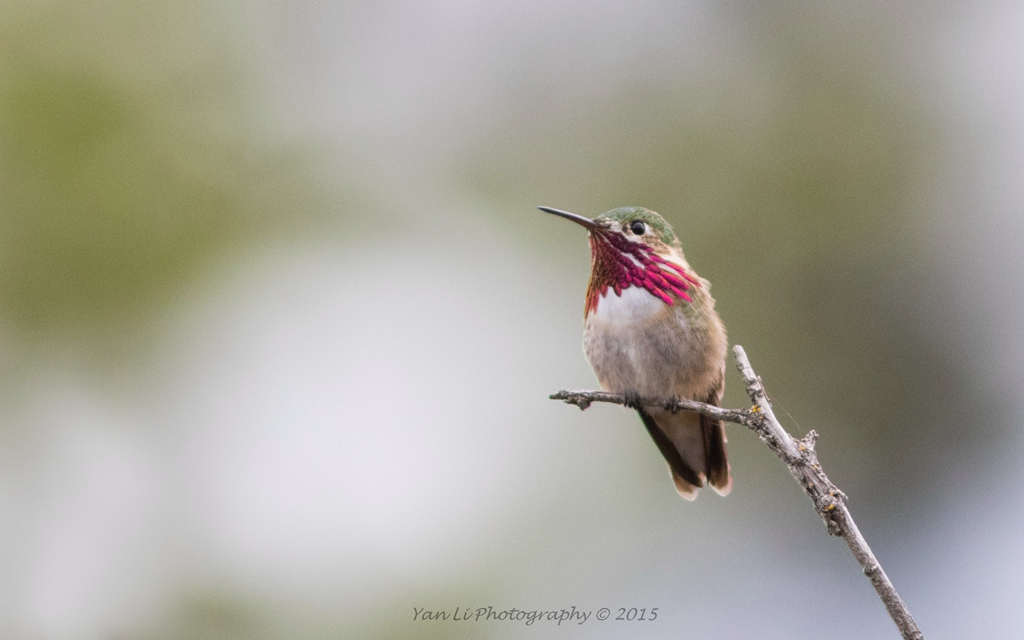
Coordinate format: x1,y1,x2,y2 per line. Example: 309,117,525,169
583,284,697,397
588,285,666,328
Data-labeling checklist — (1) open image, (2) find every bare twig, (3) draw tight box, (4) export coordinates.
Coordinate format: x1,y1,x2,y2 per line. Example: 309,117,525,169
549,389,759,427
549,344,924,640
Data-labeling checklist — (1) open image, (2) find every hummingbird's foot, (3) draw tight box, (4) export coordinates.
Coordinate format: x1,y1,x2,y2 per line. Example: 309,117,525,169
623,391,643,410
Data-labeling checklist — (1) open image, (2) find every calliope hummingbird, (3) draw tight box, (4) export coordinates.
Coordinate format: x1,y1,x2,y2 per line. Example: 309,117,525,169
541,206,732,500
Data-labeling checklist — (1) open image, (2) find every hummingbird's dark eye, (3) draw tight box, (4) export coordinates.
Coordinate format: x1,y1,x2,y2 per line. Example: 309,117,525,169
629,220,646,235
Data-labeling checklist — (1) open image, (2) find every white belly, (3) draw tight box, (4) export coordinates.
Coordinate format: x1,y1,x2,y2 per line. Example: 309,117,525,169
583,286,718,399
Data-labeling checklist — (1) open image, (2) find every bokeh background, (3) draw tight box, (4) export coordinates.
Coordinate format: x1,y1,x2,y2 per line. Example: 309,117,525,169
1,1,1022,638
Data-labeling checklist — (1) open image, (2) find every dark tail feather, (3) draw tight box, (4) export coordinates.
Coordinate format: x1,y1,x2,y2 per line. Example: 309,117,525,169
636,407,704,489
701,414,732,495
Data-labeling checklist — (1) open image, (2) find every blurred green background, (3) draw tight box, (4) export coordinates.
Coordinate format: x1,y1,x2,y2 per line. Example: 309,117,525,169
1,1,1022,638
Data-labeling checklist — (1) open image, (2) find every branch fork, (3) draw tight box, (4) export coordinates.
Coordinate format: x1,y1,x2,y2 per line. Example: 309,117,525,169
549,345,923,640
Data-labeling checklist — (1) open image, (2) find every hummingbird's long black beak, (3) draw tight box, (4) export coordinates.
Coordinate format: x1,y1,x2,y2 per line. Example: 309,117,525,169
538,206,601,230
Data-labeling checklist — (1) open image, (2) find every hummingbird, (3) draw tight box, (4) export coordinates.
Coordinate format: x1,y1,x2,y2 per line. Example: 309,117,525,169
541,206,731,500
